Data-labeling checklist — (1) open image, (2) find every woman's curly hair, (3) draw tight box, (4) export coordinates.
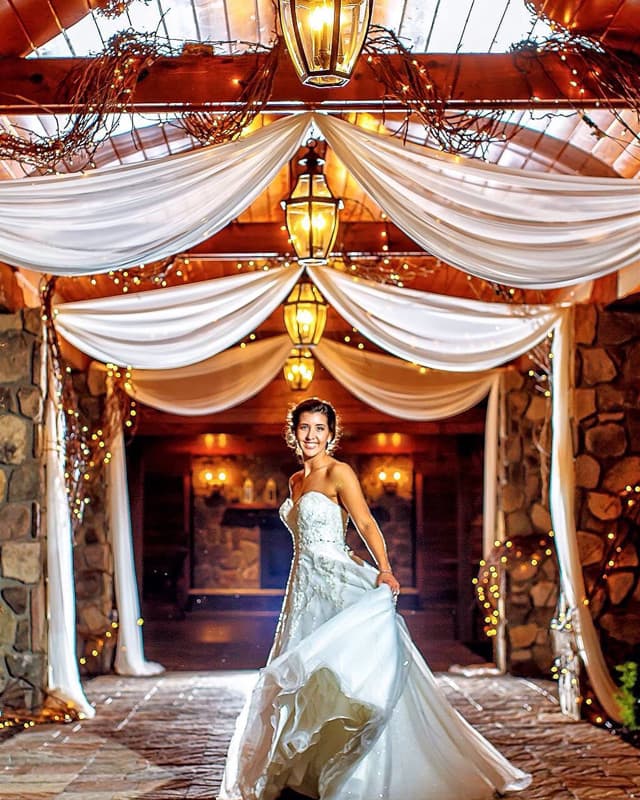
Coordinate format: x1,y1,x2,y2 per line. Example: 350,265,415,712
285,397,342,458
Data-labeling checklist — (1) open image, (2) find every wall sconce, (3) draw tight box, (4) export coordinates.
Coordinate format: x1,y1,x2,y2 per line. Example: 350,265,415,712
378,468,401,494
203,467,227,494
283,281,328,346
279,0,373,87
282,139,343,265
283,347,315,391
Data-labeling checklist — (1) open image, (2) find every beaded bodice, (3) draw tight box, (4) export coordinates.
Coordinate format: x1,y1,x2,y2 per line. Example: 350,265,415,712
279,490,348,551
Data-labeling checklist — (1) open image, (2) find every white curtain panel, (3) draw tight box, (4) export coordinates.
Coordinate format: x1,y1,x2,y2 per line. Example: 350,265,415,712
44,397,95,718
0,114,310,274
483,375,500,559
127,335,292,414
309,267,561,371
55,266,303,368
313,114,640,289
107,426,164,676
549,309,621,721
314,338,496,418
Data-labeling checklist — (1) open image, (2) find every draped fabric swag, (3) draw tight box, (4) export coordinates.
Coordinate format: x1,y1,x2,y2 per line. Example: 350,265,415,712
127,336,293,413
55,267,303,369
549,310,621,721
44,396,95,717
313,114,640,289
314,338,497,417
107,426,164,676
309,267,561,371
0,113,635,290
0,114,309,274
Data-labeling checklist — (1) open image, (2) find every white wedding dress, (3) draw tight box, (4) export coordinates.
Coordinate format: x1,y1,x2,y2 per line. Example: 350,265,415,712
218,491,531,800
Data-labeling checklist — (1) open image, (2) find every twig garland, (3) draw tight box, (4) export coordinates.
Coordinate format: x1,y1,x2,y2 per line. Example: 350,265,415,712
41,278,132,530
0,31,165,172
95,0,152,19
363,25,514,157
515,4,640,149
176,39,282,145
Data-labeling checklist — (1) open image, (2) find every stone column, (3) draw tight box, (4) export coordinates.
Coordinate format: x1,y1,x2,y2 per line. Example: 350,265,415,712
573,305,640,677
497,368,559,676
71,368,116,675
0,310,47,710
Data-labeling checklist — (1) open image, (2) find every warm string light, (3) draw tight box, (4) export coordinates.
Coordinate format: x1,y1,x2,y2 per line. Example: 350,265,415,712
76,618,147,670
0,31,163,172
41,279,135,528
516,5,640,147
0,703,83,735
178,40,281,146
363,25,514,157
474,531,557,639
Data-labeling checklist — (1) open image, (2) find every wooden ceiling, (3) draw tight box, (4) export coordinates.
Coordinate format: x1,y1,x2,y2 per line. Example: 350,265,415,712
1,0,639,434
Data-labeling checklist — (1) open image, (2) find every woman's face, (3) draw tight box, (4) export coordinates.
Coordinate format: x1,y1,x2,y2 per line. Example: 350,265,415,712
295,411,332,459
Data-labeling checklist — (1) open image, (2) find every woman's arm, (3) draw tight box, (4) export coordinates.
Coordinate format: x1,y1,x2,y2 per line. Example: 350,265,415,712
333,462,400,596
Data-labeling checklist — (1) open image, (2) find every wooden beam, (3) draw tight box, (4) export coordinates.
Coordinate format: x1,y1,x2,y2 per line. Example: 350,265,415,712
187,221,424,259
0,51,627,114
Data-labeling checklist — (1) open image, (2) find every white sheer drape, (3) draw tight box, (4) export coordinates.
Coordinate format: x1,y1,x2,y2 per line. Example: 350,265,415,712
314,114,640,288
44,396,95,717
314,338,496,418
127,336,292,413
309,267,561,370
483,376,500,559
55,266,303,368
550,309,621,721
0,112,636,289
0,114,309,274
107,426,164,676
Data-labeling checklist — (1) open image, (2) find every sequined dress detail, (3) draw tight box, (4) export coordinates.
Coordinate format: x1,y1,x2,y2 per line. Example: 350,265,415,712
218,491,531,800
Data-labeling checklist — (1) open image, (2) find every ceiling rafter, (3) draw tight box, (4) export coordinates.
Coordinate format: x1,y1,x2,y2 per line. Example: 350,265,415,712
0,51,629,114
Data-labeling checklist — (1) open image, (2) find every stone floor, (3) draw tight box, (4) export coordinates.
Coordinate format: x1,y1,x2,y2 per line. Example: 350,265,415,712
0,670,639,800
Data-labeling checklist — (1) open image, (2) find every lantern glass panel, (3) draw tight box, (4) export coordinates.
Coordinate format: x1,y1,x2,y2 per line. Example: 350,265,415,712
283,283,328,346
280,0,372,87
283,348,315,391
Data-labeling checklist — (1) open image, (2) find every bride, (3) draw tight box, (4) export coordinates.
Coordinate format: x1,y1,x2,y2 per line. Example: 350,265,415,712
218,397,531,800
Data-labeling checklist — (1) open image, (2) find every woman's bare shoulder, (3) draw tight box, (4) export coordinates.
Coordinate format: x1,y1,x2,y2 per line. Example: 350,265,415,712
327,459,357,485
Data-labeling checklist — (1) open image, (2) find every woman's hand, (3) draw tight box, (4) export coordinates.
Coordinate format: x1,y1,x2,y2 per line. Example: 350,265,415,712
376,569,400,599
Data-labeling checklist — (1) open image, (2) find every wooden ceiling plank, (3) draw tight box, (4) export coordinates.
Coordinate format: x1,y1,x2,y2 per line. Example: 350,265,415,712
0,51,629,114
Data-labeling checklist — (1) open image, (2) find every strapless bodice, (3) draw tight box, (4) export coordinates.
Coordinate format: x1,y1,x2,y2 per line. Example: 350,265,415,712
279,490,348,551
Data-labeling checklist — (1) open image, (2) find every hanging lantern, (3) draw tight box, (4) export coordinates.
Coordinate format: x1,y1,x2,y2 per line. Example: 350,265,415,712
283,348,316,391
282,139,343,265
279,0,373,87
283,282,328,346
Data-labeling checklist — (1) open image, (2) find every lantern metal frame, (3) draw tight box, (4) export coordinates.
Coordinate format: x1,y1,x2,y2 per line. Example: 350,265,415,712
281,139,343,266
278,0,374,87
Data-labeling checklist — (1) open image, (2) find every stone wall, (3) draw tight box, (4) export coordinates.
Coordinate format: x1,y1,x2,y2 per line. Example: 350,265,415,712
499,368,559,676
70,368,116,676
192,455,291,589
574,305,640,672
0,310,47,710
